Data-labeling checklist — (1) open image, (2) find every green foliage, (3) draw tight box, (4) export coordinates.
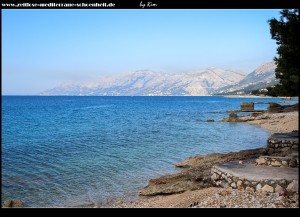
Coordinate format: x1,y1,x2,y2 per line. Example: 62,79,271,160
268,9,299,96
267,85,289,97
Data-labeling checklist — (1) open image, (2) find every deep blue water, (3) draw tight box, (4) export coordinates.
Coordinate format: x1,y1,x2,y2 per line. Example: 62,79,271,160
1,96,292,207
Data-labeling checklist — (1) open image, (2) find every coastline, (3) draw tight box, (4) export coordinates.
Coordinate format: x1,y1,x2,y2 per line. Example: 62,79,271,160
101,110,298,208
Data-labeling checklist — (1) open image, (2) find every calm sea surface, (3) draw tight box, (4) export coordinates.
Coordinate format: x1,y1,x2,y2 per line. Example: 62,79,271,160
1,96,291,207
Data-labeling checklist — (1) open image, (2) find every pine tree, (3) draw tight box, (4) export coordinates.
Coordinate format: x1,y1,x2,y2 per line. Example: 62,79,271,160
268,9,299,96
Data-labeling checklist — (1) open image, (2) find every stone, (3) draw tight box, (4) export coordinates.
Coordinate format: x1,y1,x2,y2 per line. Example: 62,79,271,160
244,181,250,186
245,187,255,193
279,180,287,186
281,161,288,167
239,161,243,164
251,181,257,185
219,181,229,189
207,119,215,122
286,180,298,193
11,200,23,208
282,147,290,152
256,157,266,165
289,159,297,167
228,113,240,122
275,144,278,148
232,177,239,182
261,184,274,193
211,173,219,181
267,103,283,113
3,200,12,208
256,184,262,192
227,178,232,184
237,185,244,191
275,184,284,193
237,180,243,187
271,161,281,167
3,200,23,208
231,182,237,188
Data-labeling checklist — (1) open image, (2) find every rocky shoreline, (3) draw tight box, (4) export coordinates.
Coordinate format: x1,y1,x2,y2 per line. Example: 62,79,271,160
104,106,298,208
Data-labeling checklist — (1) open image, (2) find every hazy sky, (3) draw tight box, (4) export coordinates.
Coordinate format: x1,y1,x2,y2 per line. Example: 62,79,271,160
2,9,281,95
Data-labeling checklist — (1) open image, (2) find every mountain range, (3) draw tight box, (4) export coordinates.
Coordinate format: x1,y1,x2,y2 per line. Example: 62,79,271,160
40,62,277,96
213,61,278,95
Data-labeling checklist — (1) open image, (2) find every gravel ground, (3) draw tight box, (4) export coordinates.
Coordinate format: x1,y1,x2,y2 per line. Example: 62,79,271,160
102,187,298,208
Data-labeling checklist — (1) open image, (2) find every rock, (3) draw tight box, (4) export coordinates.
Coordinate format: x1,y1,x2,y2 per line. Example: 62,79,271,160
2,200,23,208
271,160,281,167
261,184,274,193
211,173,219,181
141,147,267,196
237,180,243,187
219,181,229,188
281,161,288,167
286,180,298,193
228,113,244,122
245,187,255,193
244,181,250,186
256,184,262,192
275,184,284,193
256,157,266,165
251,112,262,117
267,103,283,113
3,200,12,208
281,147,291,152
289,158,297,167
11,200,23,208
279,180,287,186
231,182,237,188
267,148,274,155
207,119,215,122
239,161,243,164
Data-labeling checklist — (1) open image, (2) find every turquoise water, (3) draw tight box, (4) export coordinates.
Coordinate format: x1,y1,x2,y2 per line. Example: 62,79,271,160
1,96,289,207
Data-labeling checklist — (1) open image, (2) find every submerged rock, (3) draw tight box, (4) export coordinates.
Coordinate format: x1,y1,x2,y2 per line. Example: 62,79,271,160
2,199,23,208
221,113,245,122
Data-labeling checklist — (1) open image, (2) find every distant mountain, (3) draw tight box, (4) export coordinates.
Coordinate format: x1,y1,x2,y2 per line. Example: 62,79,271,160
213,62,279,95
40,68,245,96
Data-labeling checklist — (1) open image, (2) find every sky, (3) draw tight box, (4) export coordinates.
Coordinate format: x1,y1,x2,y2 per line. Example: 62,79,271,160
2,9,281,95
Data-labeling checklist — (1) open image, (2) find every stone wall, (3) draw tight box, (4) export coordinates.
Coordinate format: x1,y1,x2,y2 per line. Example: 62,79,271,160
267,138,298,149
211,166,298,194
256,156,298,168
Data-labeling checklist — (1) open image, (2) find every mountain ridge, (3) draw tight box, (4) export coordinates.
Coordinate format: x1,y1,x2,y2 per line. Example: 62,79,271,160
41,68,245,96
40,62,277,96
213,61,278,95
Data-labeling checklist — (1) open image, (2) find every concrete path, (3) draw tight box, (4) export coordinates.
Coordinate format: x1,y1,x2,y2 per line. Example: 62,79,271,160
214,161,298,182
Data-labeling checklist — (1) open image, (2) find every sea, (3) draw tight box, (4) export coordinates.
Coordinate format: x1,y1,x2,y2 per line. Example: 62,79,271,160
1,96,295,207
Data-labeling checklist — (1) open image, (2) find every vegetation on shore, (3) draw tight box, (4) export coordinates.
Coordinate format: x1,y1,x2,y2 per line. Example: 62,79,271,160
266,9,299,97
